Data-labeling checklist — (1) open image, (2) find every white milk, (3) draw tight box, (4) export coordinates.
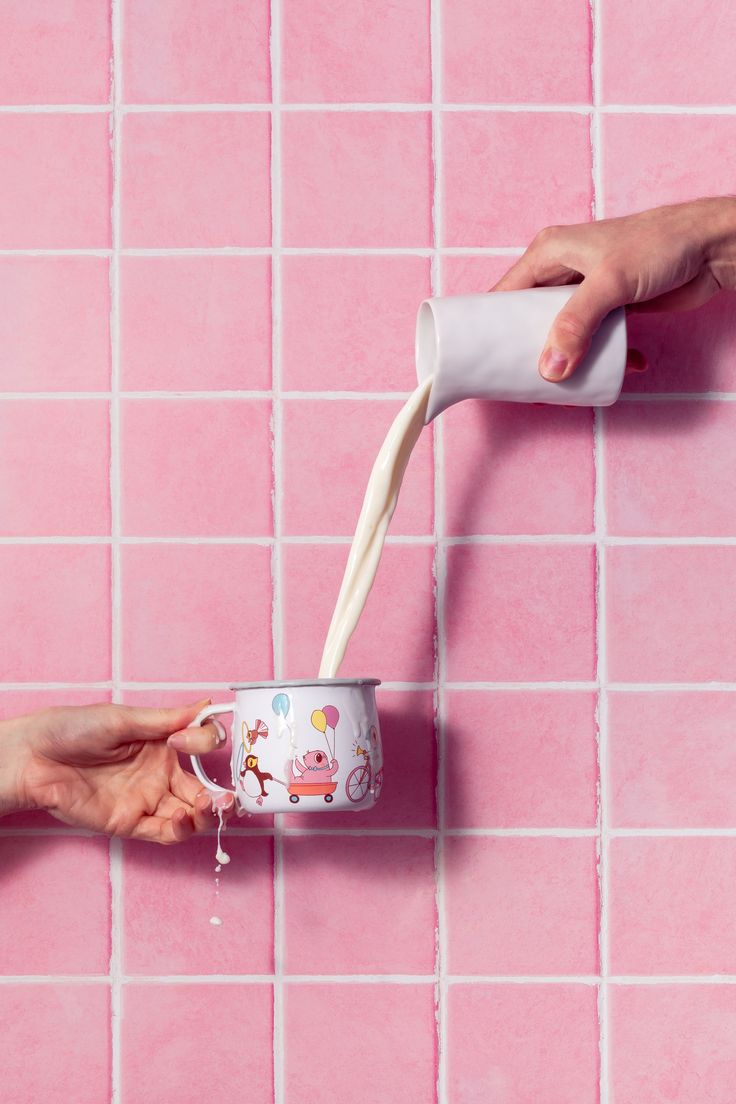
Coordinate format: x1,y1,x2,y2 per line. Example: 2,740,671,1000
319,376,432,679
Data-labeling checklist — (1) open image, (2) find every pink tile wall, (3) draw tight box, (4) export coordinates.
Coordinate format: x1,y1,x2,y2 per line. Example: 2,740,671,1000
1,3,733,1103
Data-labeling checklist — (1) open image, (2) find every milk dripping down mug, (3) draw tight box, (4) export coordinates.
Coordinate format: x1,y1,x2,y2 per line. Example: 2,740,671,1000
416,285,628,422
190,680,383,815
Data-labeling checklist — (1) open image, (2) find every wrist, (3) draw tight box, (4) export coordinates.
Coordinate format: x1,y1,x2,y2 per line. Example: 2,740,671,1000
704,196,736,291
0,716,35,817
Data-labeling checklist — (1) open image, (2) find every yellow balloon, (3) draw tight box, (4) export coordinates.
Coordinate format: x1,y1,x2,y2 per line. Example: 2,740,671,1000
311,709,327,733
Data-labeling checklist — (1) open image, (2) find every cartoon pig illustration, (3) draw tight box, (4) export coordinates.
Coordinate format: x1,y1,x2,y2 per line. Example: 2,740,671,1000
287,749,339,782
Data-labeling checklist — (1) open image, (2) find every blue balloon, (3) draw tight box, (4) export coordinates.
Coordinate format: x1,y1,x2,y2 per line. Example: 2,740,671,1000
272,693,290,718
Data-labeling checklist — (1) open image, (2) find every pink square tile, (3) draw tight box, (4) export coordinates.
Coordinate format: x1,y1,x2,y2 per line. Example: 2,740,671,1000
445,543,597,682
121,544,273,682
444,0,591,104
0,115,111,247
622,297,736,394
284,689,436,829
443,400,594,535
607,402,736,535
0,689,112,829
443,113,592,247
281,255,430,392
122,113,270,247
441,254,522,295
610,691,736,829
602,2,736,104
445,836,599,974
448,984,599,1104
282,399,433,537
0,985,110,1104
283,836,436,974
120,256,271,391
121,687,237,794
285,983,436,1104
445,691,598,828
603,116,736,218
0,400,110,536
282,0,430,102
282,112,432,247
123,835,273,974
121,399,272,536
0,545,111,682
122,983,273,1104
282,543,435,682
0,1,111,104
0,837,109,973
124,0,270,104
610,837,736,974
607,546,736,683
611,985,736,1104
0,257,110,392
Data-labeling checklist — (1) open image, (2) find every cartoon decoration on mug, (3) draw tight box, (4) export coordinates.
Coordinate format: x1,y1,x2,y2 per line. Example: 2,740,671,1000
233,702,378,808
238,718,273,806
284,707,340,805
346,724,383,803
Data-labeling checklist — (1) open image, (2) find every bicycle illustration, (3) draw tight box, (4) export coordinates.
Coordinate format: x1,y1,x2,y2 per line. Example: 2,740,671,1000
345,726,383,804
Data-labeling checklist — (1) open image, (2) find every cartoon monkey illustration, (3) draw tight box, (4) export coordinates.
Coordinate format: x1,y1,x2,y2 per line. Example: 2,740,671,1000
240,753,273,799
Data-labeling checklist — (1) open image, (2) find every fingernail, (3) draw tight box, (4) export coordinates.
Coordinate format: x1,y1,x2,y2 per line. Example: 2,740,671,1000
540,347,568,381
167,733,187,750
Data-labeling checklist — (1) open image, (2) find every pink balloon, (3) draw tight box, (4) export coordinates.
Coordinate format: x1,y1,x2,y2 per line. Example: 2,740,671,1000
322,704,340,730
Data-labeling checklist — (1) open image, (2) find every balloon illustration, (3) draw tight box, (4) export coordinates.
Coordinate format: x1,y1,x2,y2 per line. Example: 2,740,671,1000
311,709,327,734
272,693,290,718
322,705,339,731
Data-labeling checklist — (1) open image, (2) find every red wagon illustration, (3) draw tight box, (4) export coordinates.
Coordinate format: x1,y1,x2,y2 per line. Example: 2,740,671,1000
288,779,337,804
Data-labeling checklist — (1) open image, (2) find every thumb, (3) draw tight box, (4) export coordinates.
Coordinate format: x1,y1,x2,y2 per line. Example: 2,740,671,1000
539,269,626,382
124,699,212,740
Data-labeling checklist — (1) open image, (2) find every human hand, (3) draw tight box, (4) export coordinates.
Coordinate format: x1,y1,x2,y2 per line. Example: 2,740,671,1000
492,197,736,382
0,701,233,844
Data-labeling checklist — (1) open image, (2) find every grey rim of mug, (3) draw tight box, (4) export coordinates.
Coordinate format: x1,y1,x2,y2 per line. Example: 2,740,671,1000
228,678,381,690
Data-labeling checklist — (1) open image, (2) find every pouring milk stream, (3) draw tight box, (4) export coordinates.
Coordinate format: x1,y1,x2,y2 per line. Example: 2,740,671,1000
201,288,626,896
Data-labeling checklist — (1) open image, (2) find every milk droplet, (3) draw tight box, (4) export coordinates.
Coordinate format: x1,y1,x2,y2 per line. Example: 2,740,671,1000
214,803,230,866
215,864,222,873
210,916,223,927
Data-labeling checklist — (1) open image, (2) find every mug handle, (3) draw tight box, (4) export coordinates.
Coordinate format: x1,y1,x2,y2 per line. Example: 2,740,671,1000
189,702,236,800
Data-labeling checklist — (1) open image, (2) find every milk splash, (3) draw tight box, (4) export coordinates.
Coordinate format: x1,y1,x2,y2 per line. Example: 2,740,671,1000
319,376,432,678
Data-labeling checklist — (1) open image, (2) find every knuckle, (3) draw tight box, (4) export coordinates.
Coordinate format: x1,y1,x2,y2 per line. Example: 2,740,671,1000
533,224,559,248
554,312,589,342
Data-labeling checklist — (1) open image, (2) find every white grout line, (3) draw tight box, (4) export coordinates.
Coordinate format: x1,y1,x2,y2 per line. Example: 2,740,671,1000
5,388,736,401
10,679,736,693
6,101,736,116
269,5,286,1101
7,971,736,985
13,679,736,693
109,4,123,1102
430,4,448,1100
590,5,610,1100
12,824,736,838
11,533,736,547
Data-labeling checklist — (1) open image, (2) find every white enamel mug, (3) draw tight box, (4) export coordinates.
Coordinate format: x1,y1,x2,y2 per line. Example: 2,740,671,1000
416,286,627,422
190,679,383,815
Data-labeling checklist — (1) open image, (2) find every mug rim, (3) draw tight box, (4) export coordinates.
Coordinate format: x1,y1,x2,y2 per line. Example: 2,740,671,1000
229,678,381,690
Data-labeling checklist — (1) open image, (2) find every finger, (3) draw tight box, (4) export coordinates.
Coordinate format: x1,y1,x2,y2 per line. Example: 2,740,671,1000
625,348,648,375
167,722,226,755
490,250,573,293
627,269,720,314
132,808,194,845
170,764,235,820
539,267,629,382
122,699,213,742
